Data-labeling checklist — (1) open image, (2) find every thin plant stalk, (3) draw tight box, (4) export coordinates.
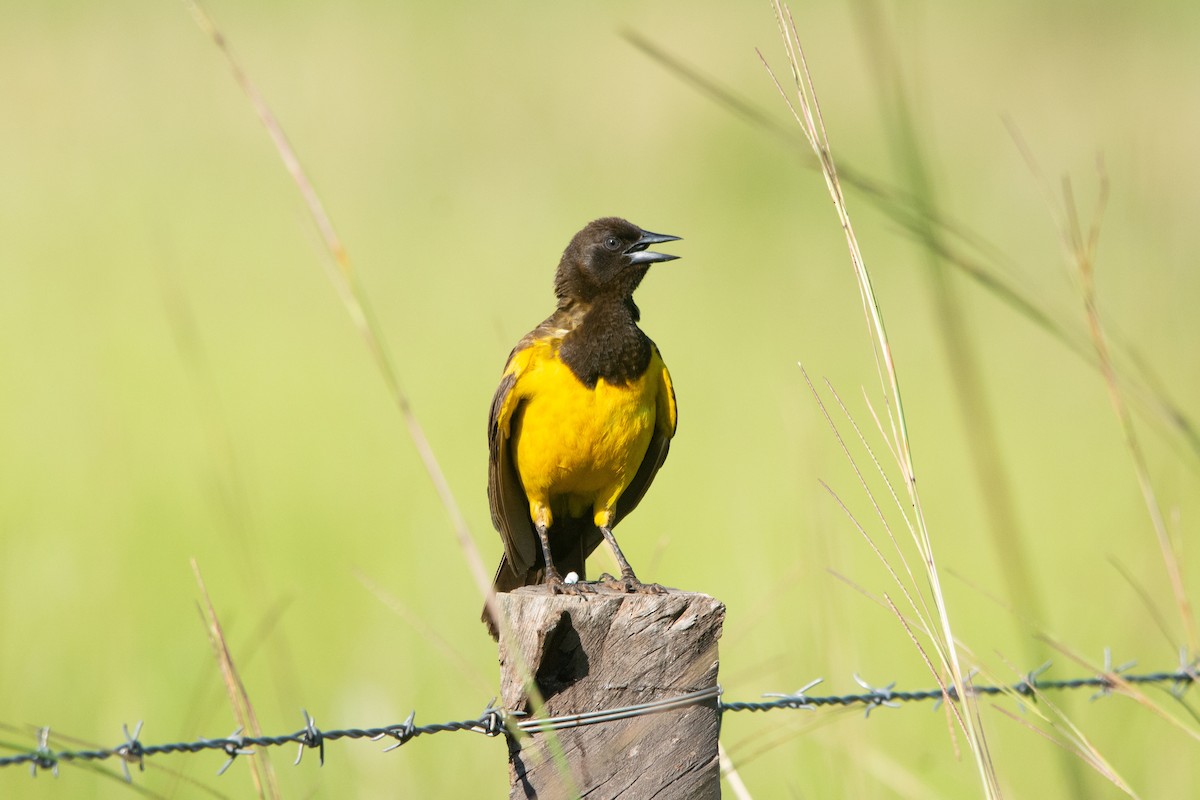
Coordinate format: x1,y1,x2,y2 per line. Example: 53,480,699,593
1011,141,1199,656
182,4,581,792
761,2,999,794
1069,181,1198,656
182,0,495,614
192,559,279,800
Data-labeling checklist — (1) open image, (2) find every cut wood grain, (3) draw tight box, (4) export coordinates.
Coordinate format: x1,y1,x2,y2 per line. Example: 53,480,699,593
498,588,725,799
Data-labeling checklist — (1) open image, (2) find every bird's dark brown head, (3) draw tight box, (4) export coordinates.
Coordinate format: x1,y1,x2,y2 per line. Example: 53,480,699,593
554,217,681,305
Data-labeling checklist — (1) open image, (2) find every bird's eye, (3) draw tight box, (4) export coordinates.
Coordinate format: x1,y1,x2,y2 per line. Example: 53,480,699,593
603,236,623,251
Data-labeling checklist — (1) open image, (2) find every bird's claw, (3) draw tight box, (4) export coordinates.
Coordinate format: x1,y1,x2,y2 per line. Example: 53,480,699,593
598,573,668,595
544,574,590,596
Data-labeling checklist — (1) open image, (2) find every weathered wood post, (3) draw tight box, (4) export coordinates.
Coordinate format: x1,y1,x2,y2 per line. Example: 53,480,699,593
498,588,725,799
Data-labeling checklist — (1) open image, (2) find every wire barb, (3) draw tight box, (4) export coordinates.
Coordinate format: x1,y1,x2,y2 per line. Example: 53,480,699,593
1014,661,1053,703
372,710,418,752
852,674,900,717
207,727,255,776
762,677,825,709
1091,648,1137,701
29,727,58,779
478,699,507,737
933,668,977,711
1173,648,1199,698
294,709,325,767
116,721,146,783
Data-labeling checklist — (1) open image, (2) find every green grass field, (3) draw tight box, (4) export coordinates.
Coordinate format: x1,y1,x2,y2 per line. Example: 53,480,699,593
2,1,1199,796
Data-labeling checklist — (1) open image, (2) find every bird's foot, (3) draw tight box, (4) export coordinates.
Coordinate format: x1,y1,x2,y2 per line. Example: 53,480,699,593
544,571,591,596
563,570,598,592
598,572,668,595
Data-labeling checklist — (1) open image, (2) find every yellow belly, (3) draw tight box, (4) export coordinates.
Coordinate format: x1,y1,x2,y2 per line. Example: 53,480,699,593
512,353,656,525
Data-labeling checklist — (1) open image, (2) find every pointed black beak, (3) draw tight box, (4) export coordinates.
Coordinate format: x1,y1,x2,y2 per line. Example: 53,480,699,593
626,228,681,265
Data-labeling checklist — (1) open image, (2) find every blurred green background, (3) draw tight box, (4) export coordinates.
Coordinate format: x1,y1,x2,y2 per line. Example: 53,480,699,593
2,1,1198,797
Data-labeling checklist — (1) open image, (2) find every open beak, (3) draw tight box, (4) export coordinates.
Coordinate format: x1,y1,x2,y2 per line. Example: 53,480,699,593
626,228,681,265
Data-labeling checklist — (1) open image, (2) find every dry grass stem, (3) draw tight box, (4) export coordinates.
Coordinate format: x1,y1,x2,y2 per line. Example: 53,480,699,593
182,5,594,791
1010,131,1198,654
1038,636,1200,744
182,0,502,627
355,572,493,696
761,2,997,793
1075,206,1199,655
719,741,755,800
801,368,926,628
191,559,279,800
990,706,1137,797
883,593,970,756
633,33,1200,468
763,0,998,786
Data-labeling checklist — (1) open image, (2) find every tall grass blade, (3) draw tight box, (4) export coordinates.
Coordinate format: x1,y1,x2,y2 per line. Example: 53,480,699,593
761,2,999,794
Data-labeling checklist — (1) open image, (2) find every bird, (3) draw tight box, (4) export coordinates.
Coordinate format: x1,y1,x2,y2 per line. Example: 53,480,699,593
484,217,681,635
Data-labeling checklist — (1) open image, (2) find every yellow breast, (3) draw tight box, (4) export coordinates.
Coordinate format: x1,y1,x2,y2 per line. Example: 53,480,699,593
511,341,658,520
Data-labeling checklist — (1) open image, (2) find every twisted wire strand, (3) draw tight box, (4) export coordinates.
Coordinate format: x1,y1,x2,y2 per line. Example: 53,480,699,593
2,666,1193,778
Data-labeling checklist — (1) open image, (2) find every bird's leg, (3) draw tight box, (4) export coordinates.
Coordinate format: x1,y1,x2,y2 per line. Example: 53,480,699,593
598,526,667,594
537,522,588,595
536,522,565,587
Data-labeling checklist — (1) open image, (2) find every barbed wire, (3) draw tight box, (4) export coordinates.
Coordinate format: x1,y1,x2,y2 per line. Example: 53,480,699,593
3,657,1195,781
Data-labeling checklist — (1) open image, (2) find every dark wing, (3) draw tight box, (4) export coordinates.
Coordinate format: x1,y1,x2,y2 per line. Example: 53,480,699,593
613,345,678,526
487,353,538,586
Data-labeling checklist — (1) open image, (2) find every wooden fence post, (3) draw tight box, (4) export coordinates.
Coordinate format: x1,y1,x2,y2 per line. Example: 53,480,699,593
498,588,725,799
